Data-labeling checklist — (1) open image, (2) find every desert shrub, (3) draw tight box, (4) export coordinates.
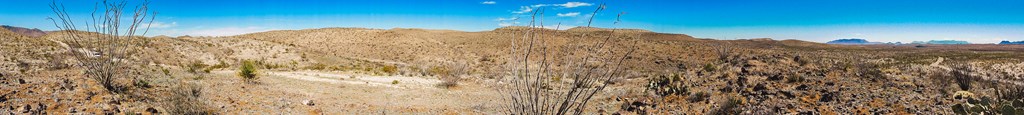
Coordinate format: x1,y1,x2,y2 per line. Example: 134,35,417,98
162,68,171,76
238,60,258,82
208,60,229,69
435,63,466,89
306,63,327,70
647,74,688,96
703,63,717,72
186,60,208,74
133,78,151,88
688,92,709,102
47,53,69,69
709,97,742,115
855,62,884,81
162,82,211,114
951,64,972,91
391,80,399,84
381,65,398,75
786,74,805,83
428,66,450,76
713,43,733,63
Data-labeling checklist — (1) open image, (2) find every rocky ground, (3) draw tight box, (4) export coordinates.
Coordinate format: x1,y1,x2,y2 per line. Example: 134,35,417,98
1,26,1023,114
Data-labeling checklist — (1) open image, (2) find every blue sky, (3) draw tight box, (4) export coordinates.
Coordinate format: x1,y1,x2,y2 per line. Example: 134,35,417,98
2,0,1024,43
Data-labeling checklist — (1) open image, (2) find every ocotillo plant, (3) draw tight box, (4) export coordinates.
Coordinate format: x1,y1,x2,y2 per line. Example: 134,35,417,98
48,0,156,93
499,3,638,115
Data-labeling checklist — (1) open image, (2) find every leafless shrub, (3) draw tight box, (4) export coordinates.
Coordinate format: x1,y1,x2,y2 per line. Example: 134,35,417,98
47,53,70,69
713,43,733,64
48,0,157,93
499,4,638,115
161,82,211,114
996,84,1023,101
709,97,742,115
855,62,885,81
435,62,466,89
951,63,973,91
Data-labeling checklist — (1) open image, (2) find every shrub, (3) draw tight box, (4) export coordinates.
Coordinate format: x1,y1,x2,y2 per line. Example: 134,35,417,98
703,63,717,72
381,65,398,75
855,62,884,81
162,82,211,114
186,60,208,74
951,64,972,91
709,97,742,115
391,80,399,84
647,74,688,96
688,92,709,102
238,60,258,82
434,63,466,88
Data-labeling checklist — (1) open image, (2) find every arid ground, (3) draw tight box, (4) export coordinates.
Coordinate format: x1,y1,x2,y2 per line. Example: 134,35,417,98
2,26,1023,114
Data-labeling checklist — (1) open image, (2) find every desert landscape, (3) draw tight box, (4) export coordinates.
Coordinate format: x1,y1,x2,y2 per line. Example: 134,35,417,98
3,0,1024,115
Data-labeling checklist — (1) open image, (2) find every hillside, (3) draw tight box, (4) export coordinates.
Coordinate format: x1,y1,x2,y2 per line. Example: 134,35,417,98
2,27,1023,114
1,25,47,38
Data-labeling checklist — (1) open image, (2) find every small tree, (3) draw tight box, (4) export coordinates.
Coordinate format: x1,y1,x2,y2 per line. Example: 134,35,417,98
238,60,258,82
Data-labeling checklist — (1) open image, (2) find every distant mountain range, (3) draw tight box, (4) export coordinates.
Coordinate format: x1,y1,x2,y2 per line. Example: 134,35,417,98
825,38,884,45
911,40,970,45
1000,40,1024,45
1,25,48,37
827,38,977,45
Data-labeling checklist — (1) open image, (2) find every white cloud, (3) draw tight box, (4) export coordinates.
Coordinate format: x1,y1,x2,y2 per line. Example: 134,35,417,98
186,27,274,36
512,6,534,14
147,21,177,28
498,21,520,26
557,12,580,17
481,1,496,4
559,2,592,8
495,16,520,21
511,2,593,14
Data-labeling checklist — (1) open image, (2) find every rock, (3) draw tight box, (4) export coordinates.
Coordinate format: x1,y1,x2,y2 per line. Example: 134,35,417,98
16,105,29,113
302,100,314,106
953,91,975,99
146,107,158,113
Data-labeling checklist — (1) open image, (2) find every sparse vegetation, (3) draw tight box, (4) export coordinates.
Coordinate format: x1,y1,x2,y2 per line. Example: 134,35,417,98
239,60,258,82
952,63,973,91
162,82,211,114
381,65,398,75
647,74,687,96
434,63,466,89
187,60,208,74
709,97,742,115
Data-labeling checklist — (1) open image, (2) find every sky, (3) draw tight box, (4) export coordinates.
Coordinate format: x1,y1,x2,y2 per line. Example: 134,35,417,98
2,0,1024,43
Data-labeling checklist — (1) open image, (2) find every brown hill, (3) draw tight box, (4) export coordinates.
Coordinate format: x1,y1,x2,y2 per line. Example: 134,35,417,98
1,25,48,37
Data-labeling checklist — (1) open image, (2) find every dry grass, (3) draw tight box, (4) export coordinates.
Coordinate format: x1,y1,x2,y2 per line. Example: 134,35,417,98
161,82,212,114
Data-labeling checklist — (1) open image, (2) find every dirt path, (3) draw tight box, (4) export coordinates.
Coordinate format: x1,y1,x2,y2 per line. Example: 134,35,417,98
201,70,504,114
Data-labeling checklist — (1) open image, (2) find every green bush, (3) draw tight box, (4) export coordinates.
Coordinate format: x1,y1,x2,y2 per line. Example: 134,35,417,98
703,63,716,72
238,60,258,82
381,65,398,75
186,60,208,74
